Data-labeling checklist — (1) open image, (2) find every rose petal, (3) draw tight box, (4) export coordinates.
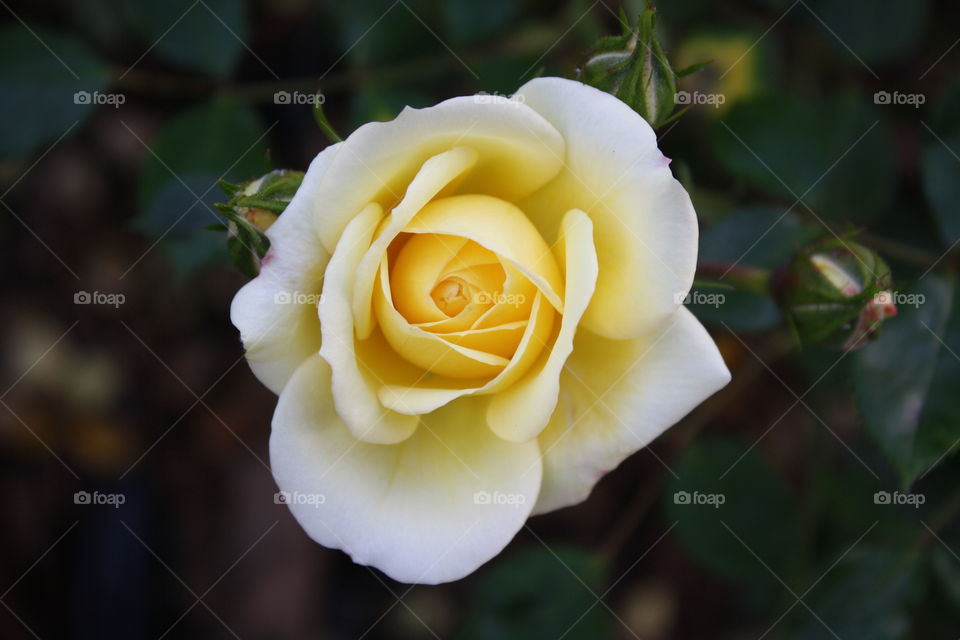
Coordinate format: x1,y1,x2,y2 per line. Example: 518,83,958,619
515,77,698,340
319,202,419,444
486,209,598,442
353,146,479,339
533,308,731,514
271,353,542,584
374,257,510,379
378,292,554,415
314,98,566,255
403,195,564,312
230,144,339,394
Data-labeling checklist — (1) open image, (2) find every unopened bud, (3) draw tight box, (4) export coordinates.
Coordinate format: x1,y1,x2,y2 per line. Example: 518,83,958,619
774,239,896,351
214,169,304,277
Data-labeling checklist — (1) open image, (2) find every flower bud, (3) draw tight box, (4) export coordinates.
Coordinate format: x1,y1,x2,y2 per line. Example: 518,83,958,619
773,238,896,351
580,4,679,128
214,169,304,276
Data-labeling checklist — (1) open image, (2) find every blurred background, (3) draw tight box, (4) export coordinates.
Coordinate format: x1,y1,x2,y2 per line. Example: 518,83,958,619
2,0,960,638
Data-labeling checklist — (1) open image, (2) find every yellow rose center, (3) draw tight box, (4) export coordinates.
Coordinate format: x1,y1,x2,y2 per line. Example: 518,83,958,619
431,277,470,316
372,194,562,379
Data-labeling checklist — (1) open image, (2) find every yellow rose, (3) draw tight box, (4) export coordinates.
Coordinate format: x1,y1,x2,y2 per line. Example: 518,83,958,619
231,77,730,584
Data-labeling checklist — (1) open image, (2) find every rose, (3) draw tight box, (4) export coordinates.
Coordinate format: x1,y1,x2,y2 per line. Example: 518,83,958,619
231,77,730,584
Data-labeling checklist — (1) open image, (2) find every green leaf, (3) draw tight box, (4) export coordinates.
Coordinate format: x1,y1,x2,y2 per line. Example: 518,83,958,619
802,0,929,64
120,0,248,77
701,207,822,269
920,134,960,248
712,95,894,221
665,438,795,586
932,77,960,135
853,275,959,486
456,546,611,640
134,99,267,275
0,25,110,159
134,171,229,274
693,208,819,331
787,546,921,640
137,98,267,209
931,545,960,607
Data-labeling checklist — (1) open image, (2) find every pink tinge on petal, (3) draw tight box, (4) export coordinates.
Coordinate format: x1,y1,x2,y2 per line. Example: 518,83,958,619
661,156,672,167
261,249,275,268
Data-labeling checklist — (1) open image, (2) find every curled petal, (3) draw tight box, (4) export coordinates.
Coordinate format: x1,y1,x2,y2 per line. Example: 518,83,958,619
319,202,419,444
353,146,479,339
487,209,598,442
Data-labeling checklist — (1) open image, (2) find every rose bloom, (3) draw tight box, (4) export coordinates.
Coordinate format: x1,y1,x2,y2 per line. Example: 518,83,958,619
231,77,730,584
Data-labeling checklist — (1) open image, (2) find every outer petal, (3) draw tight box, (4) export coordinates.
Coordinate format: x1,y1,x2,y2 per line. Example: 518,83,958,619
319,203,419,444
271,354,542,584
487,209,598,442
533,308,731,514
313,98,566,254
514,77,698,340
230,144,339,394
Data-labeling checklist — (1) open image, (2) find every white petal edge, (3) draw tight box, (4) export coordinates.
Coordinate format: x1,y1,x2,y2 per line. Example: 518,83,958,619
319,202,419,444
514,77,698,340
533,307,731,515
230,144,340,394
313,97,566,254
271,353,542,584
487,209,598,442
